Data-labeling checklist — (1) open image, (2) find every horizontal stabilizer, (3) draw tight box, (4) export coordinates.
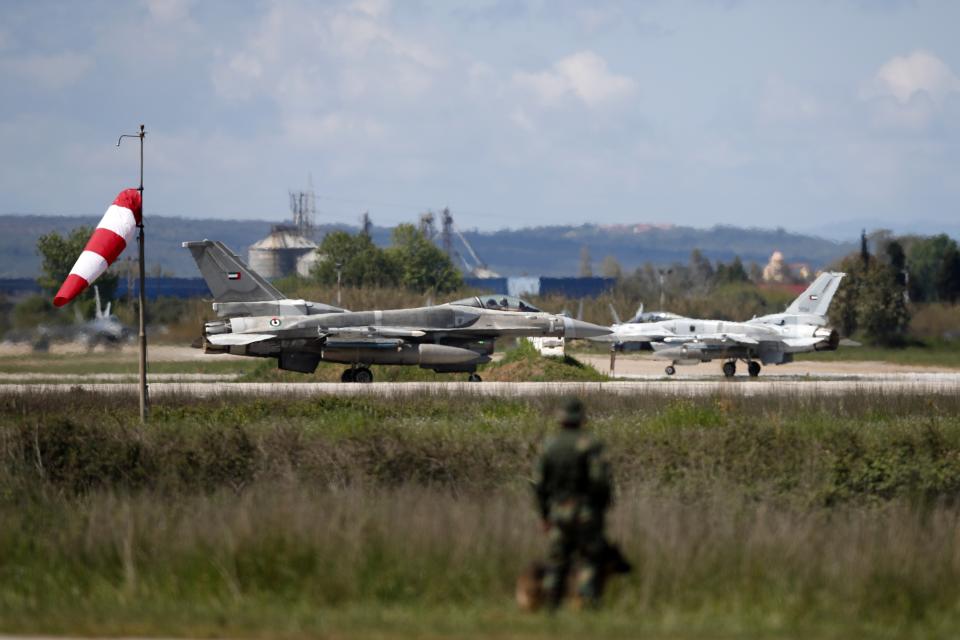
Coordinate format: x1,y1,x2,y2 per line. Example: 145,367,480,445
207,333,276,346
782,337,822,348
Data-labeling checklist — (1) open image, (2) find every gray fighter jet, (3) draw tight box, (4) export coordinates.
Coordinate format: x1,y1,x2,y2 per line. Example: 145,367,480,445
591,272,848,377
5,286,131,351
183,240,610,382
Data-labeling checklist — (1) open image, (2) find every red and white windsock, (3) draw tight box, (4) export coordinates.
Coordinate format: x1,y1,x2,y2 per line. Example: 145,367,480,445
53,189,142,307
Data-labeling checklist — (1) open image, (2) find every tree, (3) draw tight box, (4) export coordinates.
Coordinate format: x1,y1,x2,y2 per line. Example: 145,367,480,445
886,240,907,288
579,245,593,277
312,231,400,288
828,253,910,346
36,226,118,303
829,256,861,338
600,255,622,279
688,249,714,287
937,243,960,304
387,224,463,294
857,261,910,346
714,256,749,285
905,234,955,302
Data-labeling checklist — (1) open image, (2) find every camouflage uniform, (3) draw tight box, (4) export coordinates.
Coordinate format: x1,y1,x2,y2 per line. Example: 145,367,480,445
532,398,613,608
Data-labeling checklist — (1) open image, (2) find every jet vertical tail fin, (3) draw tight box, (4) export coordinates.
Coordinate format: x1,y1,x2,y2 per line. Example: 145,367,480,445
182,240,285,302
785,272,846,317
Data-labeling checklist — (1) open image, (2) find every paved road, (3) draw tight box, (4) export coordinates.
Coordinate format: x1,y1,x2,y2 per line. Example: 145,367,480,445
2,373,959,398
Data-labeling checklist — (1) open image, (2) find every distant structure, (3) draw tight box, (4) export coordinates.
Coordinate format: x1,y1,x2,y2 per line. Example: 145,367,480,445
434,207,499,278
762,250,811,284
248,187,320,279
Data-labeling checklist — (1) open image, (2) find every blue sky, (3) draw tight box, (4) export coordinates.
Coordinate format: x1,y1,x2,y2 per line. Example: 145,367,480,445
1,0,958,236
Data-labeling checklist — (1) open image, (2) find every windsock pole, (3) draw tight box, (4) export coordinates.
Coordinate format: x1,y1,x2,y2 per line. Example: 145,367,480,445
118,125,148,422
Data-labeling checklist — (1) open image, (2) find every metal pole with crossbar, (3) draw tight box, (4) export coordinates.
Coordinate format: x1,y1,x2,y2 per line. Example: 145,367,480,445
117,125,148,422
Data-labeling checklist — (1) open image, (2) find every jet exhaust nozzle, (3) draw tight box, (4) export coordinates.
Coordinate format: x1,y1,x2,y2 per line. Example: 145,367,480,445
814,328,840,351
205,321,231,336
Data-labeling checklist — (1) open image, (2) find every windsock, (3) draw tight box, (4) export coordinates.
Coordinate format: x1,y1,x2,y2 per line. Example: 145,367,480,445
53,189,142,307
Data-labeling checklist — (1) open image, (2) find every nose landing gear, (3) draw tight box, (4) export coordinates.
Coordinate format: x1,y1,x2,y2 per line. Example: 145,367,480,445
665,365,676,376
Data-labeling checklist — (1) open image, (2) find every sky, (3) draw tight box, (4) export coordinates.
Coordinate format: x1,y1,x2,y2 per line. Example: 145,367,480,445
0,0,958,236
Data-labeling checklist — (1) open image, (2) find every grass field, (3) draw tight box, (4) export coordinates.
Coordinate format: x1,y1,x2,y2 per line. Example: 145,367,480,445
793,339,960,368
3,389,960,638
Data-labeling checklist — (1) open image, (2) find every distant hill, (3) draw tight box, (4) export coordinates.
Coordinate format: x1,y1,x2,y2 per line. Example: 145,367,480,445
0,214,857,278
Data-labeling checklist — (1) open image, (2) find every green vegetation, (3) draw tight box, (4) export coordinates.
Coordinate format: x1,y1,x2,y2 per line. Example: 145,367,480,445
795,339,960,368
0,351,260,376
36,225,119,302
3,390,960,637
310,223,463,294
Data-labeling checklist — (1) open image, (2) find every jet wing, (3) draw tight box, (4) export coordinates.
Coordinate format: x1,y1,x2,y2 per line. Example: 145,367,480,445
323,326,426,339
591,327,675,344
663,333,760,346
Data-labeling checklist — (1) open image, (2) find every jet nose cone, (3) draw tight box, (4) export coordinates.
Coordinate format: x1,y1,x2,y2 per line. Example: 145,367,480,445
563,317,612,339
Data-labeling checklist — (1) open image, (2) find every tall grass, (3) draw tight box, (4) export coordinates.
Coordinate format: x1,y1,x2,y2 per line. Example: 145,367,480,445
3,390,960,636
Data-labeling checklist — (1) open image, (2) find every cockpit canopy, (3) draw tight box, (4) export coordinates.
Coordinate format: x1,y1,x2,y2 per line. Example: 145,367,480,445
448,295,543,313
627,311,682,324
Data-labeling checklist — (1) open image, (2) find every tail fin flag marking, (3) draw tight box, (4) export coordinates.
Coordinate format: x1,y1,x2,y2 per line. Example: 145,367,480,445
785,272,845,317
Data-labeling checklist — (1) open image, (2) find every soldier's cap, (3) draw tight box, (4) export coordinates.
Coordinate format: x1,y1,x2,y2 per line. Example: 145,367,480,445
561,397,585,426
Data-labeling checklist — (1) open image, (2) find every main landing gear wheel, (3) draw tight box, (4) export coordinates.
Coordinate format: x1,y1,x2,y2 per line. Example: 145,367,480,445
468,373,483,382
665,365,676,376
353,367,374,383
748,361,761,377
722,361,736,378
340,369,355,383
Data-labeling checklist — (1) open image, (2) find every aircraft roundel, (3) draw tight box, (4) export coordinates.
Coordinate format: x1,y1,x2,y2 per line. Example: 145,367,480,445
269,317,281,327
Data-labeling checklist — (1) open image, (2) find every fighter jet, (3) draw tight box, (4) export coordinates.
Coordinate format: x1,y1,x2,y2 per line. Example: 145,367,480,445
591,272,848,377
5,286,131,351
183,240,610,382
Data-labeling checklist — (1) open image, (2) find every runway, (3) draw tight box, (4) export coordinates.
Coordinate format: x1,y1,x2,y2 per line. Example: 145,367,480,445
2,372,959,398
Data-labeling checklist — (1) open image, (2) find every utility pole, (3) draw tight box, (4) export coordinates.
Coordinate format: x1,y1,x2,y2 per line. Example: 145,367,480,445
335,261,343,307
657,268,672,311
117,125,148,423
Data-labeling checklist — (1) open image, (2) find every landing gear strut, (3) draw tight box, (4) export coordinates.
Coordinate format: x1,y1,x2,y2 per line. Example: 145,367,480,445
722,361,736,378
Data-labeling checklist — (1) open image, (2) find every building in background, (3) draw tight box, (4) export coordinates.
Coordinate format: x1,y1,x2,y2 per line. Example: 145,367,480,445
248,187,321,279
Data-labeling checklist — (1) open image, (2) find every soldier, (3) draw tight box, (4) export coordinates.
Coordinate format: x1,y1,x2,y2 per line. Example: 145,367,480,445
532,397,613,609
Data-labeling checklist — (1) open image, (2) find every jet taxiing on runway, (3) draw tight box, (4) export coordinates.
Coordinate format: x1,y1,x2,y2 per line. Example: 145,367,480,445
184,240,610,382
5,286,131,351
591,272,847,377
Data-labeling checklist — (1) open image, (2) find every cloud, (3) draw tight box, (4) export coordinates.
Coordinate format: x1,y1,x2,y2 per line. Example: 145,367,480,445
758,75,821,124
145,0,193,24
212,1,445,109
0,51,93,90
866,50,960,104
860,51,960,129
513,50,636,108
